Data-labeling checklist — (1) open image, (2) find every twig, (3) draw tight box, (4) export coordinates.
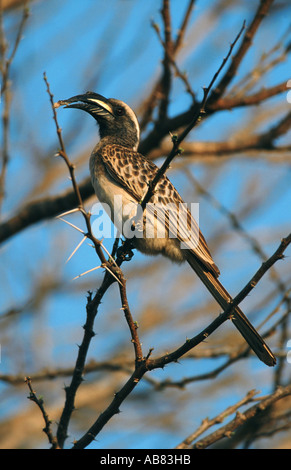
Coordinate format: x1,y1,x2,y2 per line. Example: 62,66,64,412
117,21,245,263
142,21,245,210
44,74,111,448
72,233,290,449
43,73,107,266
175,389,258,448
191,384,291,449
0,177,93,244
146,234,290,369
140,0,196,130
152,16,195,101
207,0,275,106
43,74,143,449
157,0,173,123
0,3,29,95
174,0,196,53
118,269,143,364
25,376,59,449
56,270,116,448
140,1,279,156
0,3,29,213
2,110,290,248
186,170,289,308
257,109,291,149
228,23,291,98
43,73,83,208
210,80,289,111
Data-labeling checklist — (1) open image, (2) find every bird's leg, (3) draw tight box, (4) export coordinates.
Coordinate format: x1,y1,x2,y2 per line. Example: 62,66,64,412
116,239,135,262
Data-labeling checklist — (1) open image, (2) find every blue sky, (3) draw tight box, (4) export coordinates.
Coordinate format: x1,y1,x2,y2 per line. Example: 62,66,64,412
0,0,291,449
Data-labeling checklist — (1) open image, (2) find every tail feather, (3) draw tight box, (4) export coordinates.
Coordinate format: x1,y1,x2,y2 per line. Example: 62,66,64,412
187,254,276,367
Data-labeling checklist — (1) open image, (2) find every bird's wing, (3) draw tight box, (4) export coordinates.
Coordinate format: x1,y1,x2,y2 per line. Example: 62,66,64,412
99,144,219,276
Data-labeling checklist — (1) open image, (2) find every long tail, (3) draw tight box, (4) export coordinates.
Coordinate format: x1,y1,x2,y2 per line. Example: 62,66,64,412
187,254,276,367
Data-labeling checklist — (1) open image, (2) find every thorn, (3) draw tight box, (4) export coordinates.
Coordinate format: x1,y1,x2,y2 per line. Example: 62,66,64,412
99,241,118,266
66,236,88,263
56,207,80,218
87,290,93,302
103,264,123,285
72,265,102,280
57,217,85,234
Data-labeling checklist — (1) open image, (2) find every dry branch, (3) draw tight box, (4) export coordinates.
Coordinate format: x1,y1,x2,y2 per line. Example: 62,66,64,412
207,0,275,106
191,384,291,449
72,233,290,449
1,0,290,451
25,377,59,449
0,3,29,212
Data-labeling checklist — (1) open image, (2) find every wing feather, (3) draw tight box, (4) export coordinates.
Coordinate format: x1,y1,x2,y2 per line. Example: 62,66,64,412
99,144,219,276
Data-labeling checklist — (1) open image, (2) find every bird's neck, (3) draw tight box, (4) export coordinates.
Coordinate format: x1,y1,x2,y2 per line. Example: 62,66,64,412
98,134,138,151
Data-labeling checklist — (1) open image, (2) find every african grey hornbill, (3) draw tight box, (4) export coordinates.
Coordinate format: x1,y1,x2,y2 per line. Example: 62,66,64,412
56,91,276,367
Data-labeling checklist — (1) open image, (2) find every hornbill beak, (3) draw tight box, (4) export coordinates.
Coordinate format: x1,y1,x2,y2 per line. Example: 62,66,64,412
54,92,114,117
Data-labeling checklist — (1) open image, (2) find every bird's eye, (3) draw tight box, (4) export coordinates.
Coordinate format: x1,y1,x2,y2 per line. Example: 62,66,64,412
115,107,124,116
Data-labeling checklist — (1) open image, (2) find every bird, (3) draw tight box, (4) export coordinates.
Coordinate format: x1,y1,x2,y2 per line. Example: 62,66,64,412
56,91,276,367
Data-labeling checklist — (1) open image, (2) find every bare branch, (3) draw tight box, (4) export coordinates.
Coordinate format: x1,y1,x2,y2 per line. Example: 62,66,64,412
0,178,93,244
174,0,196,53
191,384,291,449
43,75,131,448
207,0,275,106
257,109,291,148
140,0,196,130
210,80,289,111
139,21,246,211
25,377,59,449
43,73,108,266
118,269,144,364
0,3,29,213
72,233,290,449
176,389,258,449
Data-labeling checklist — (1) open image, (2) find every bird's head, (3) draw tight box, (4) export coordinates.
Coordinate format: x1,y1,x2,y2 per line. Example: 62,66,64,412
55,92,140,151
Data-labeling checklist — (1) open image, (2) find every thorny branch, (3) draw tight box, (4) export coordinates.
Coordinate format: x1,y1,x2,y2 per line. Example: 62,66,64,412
190,384,291,449
116,19,246,264
142,20,246,207
43,73,107,266
176,388,259,448
118,270,144,364
0,7,290,242
32,13,290,447
72,233,291,449
43,74,143,449
139,0,289,157
25,376,59,449
2,1,290,450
